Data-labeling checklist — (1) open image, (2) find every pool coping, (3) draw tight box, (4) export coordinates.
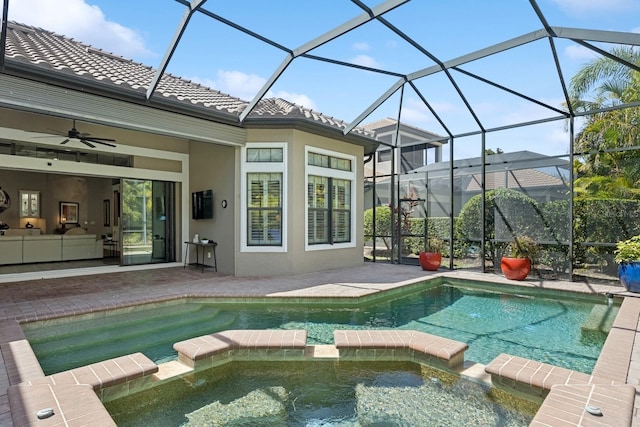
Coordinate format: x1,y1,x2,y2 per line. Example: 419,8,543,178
0,266,636,426
4,327,473,425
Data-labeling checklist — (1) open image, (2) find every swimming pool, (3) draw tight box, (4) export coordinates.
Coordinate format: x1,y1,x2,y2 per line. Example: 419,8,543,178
104,360,539,426
23,281,617,375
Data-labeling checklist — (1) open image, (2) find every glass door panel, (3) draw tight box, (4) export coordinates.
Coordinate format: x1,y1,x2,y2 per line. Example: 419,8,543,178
120,179,174,266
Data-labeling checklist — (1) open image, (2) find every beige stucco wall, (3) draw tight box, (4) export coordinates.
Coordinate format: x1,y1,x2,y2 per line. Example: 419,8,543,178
188,141,236,274
234,128,365,276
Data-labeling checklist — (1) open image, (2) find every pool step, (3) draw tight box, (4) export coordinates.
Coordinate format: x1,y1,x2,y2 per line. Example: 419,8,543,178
581,304,618,337
32,309,238,373
304,344,339,358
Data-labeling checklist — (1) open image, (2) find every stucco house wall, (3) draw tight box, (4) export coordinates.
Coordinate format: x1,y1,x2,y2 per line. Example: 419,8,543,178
188,141,236,275
234,128,365,276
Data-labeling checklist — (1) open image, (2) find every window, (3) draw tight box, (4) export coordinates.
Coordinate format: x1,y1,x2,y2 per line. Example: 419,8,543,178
247,147,283,162
306,147,355,249
247,173,282,245
307,176,351,244
308,152,352,171
241,143,287,252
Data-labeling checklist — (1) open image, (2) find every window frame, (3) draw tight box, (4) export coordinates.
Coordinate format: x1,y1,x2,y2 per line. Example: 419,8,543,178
305,146,356,251
241,142,287,253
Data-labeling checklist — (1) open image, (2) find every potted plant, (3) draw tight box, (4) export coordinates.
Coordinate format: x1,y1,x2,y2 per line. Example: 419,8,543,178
615,235,640,293
419,236,445,271
501,235,539,280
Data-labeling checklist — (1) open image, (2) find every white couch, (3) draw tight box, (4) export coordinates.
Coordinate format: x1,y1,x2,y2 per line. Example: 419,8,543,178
0,232,103,265
62,234,104,261
23,235,63,263
0,236,24,265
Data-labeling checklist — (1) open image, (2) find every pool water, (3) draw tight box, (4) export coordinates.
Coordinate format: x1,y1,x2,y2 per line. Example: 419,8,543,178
23,283,617,375
104,361,538,426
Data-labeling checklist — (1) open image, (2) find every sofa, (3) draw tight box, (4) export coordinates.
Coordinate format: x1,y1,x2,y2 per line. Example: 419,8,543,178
62,234,104,261
0,236,24,265
0,229,103,265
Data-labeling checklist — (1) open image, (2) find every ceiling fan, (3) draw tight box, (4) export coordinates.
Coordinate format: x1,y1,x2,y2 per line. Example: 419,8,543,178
57,119,117,148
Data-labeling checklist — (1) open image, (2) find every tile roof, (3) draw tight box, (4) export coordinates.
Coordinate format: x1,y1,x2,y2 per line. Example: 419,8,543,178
3,21,375,138
465,169,565,191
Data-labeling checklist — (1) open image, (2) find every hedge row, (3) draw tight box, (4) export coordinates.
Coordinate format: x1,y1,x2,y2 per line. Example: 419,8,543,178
364,189,640,270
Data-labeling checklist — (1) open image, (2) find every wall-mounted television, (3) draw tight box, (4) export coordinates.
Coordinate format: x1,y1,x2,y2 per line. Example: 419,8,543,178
192,189,213,220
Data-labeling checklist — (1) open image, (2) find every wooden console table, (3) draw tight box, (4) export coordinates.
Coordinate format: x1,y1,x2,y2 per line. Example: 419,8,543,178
184,241,217,272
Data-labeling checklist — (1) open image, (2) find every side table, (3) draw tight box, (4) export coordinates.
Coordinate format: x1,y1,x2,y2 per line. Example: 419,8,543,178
184,241,217,272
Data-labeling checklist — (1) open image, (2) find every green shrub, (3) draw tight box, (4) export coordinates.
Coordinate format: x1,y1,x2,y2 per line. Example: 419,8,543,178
457,188,540,265
615,235,640,263
363,205,392,249
503,235,540,261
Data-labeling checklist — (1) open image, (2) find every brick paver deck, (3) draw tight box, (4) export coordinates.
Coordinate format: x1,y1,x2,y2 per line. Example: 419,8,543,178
0,263,634,426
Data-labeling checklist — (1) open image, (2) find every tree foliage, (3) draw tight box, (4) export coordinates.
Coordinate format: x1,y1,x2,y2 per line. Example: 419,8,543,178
363,205,392,249
569,46,640,200
457,188,540,265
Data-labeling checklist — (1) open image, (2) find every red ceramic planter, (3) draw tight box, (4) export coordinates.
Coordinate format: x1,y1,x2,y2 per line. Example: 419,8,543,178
501,257,531,280
419,252,442,271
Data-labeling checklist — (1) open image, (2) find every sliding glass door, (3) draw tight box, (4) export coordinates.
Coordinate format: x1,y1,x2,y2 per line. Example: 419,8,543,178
120,179,175,265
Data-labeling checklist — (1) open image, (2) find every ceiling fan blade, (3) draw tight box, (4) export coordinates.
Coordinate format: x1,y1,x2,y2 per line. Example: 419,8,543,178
84,138,116,148
86,137,116,142
60,138,70,145
80,139,95,148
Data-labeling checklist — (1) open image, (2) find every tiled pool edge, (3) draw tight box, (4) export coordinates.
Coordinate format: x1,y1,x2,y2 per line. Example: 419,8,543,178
4,328,471,425
483,296,640,425
0,267,635,426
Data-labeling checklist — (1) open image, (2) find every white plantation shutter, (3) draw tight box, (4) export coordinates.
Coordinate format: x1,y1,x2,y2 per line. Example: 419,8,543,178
307,176,328,244
307,175,351,244
332,179,350,243
247,172,282,245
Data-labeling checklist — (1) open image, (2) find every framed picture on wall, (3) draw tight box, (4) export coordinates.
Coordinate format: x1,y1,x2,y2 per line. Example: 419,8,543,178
59,201,79,224
113,190,120,226
103,199,110,227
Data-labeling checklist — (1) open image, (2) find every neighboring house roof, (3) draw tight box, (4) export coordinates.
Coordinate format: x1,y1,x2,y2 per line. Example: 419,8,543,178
3,21,377,149
368,150,569,190
363,117,446,147
465,168,566,192
412,150,570,176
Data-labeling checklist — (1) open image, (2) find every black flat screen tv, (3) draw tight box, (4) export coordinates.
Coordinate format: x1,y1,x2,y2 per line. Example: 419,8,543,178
192,189,213,220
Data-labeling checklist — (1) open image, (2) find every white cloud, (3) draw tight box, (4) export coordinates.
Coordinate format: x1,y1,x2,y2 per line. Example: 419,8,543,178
271,91,317,110
353,42,370,51
350,54,380,68
564,44,599,61
190,70,317,108
217,70,266,98
399,98,432,124
4,0,151,58
192,70,266,101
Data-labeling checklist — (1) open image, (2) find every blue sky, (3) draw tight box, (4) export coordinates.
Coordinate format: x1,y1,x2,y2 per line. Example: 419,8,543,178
3,0,640,159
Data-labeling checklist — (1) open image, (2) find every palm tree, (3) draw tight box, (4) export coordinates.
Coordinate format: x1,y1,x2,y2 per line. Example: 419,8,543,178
569,46,640,199
569,46,640,110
